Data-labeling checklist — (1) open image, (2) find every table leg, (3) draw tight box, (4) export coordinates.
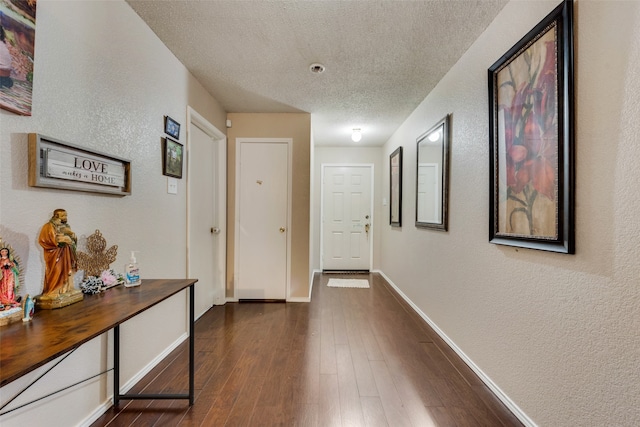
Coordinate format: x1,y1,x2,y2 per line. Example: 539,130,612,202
189,283,195,405
114,325,120,406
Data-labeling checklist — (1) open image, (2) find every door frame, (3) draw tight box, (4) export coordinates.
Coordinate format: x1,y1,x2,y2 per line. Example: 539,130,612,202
320,163,374,271
186,106,227,312
234,138,293,300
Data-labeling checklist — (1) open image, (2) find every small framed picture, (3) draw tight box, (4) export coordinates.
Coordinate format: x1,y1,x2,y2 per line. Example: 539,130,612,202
163,138,184,179
164,116,181,140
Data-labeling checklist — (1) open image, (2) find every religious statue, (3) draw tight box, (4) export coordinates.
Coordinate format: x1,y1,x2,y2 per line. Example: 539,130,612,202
37,209,83,309
0,245,21,307
22,294,35,322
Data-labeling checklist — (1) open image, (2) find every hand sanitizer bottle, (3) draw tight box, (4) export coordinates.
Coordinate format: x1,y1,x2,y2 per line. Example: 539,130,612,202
124,251,141,287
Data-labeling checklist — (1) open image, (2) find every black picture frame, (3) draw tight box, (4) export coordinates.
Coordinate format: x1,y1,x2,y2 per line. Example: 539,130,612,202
488,0,574,254
164,116,181,140
163,138,184,179
390,146,403,227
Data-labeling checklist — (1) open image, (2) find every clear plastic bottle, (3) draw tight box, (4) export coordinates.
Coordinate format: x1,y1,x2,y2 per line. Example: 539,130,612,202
124,251,141,287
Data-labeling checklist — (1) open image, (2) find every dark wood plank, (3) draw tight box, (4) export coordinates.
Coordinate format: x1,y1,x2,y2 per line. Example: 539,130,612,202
369,360,412,426
360,396,389,427
335,343,365,425
345,317,379,397
317,373,341,426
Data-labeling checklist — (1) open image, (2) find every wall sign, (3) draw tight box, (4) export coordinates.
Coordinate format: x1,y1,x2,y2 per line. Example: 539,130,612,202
28,134,131,196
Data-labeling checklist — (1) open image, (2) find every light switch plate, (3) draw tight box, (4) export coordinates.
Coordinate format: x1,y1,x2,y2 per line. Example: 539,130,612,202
167,177,178,194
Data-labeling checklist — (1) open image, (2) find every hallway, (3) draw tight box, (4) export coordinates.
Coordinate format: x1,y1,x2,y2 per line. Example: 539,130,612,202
93,273,521,426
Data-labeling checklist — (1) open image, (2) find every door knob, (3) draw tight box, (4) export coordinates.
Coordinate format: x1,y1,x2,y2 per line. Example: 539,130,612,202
211,227,221,234
279,227,286,233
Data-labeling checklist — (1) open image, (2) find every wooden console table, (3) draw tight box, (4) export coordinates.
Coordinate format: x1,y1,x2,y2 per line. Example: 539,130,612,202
0,278,197,408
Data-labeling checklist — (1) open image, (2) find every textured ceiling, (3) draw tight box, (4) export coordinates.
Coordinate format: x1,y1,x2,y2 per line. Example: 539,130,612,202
127,0,508,146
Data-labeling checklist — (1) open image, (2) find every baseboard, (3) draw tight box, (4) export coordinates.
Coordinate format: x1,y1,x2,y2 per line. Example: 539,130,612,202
376,270,536,427
287,296,311,302
310,269,321,299
80,398,113,427
322,270,370,274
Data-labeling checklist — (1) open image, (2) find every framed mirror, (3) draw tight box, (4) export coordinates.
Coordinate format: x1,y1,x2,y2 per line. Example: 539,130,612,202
416,114,450,230
390,146,403,227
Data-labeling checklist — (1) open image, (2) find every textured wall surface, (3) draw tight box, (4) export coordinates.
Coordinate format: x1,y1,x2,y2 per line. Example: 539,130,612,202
380,1,640,425
0,1,225,425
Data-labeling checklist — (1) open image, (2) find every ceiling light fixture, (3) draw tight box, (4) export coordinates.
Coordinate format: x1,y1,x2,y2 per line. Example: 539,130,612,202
309,63,325,73
351,128,362,142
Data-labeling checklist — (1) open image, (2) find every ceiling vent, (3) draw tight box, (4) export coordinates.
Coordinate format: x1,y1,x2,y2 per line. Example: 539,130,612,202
309,63,326,74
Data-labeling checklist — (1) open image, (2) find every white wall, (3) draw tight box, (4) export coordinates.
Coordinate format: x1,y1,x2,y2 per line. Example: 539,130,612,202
380,1,640,425
0,1,225,426
312,146,383,271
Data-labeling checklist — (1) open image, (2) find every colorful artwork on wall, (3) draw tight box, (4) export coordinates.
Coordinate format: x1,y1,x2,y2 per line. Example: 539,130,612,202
0,0,37,116
488,0,575,253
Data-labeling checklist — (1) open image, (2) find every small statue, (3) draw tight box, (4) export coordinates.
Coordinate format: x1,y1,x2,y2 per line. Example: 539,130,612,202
37,209,83,309
22,294,34,322
0,245,21,307
77,230,118,277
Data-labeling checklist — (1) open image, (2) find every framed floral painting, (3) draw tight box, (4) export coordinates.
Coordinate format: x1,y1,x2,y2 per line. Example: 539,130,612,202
488,0,574,253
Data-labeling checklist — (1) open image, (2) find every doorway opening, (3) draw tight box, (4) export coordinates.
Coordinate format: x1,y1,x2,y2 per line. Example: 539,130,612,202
186,106,227,319
234,138,292,301
320,164,374,272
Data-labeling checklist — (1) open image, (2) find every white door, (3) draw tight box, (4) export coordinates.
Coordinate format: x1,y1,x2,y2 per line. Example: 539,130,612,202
187,108,226,319
236,139,290,300
321,165,373,271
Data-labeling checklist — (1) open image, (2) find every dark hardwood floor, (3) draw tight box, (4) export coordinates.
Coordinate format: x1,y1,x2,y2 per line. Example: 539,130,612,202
92,273,522,426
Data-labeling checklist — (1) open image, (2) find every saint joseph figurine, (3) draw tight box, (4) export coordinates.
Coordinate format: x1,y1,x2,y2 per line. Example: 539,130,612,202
37,209,83,309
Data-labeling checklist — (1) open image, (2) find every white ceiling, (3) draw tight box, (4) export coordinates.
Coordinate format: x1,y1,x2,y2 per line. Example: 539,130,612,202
126,0,508,147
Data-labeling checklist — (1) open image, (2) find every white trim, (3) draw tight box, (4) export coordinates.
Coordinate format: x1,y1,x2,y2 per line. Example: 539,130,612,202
286,296,311,303
320,163,374,271
80,399,113,427
186,107,227,314
306,268,321,301
374,270,536,427
234,138,293,300
308,133,315,301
